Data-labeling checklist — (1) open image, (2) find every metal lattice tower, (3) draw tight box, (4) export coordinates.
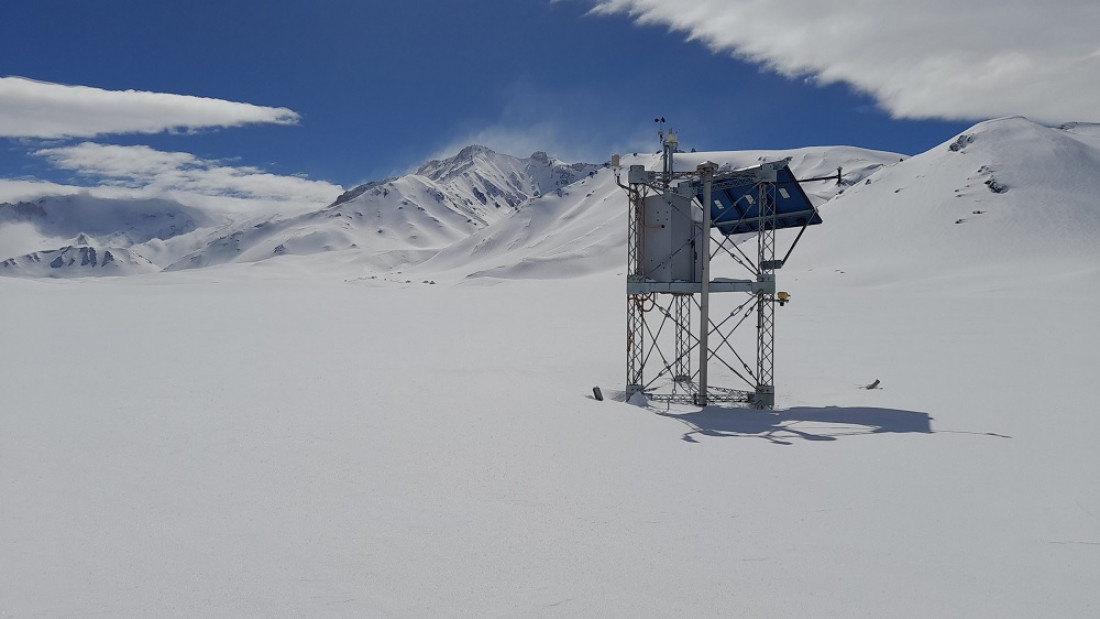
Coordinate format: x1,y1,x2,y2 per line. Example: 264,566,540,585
672,294,691,383
615,131,831,409
754,182,778,408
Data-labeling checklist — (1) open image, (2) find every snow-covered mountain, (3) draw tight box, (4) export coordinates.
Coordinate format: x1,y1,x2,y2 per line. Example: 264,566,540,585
164,146,603,271
3,118,1099,282
0,194,221,275
0,240,157,277
0,147,604,276
790,117,1100,282
421,117,1100,283
416,145,903,280
0,194,215,246
161,144,900,276
413,145,601,211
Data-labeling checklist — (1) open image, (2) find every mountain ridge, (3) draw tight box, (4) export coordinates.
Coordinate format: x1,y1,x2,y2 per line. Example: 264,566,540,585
2,118,1097,281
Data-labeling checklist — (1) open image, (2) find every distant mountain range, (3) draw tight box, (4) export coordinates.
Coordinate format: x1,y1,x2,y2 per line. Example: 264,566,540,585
2,118,1098,280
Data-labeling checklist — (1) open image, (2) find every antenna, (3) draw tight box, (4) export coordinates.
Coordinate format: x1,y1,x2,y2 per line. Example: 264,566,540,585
656,117,678,178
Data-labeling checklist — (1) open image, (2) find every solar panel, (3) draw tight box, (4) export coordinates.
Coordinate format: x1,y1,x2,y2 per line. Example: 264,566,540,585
700,164,822,235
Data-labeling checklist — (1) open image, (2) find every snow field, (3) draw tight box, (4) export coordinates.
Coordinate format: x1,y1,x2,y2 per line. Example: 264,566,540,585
2,264,1098,616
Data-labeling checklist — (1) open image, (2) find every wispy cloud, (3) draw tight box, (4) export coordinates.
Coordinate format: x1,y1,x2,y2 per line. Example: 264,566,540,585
30,142,342,214
591,0,1100,123
0,76,299,139
0,178,86,204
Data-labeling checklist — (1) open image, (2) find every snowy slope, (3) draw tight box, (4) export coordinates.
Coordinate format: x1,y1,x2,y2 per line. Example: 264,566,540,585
431,120,1100,285
0,236,158,277
0,144,900,279
416,166,624,279
0,194,224,275
417,146,904,280
166,146,601,271
412,145,600,212
6,120,1098,284
790,117,1100,282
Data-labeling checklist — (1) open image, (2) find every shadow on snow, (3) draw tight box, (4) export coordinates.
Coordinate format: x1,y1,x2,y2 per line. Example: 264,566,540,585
655,406,934,445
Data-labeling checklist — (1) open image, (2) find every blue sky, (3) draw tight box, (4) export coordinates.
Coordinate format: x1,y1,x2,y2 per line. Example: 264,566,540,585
2,0,1095,210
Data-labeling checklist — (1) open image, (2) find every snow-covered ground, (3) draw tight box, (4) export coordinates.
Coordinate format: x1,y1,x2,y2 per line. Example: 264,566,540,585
2,118,1099,616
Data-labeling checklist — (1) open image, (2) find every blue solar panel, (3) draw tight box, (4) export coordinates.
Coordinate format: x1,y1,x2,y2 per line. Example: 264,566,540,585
702,165,822,235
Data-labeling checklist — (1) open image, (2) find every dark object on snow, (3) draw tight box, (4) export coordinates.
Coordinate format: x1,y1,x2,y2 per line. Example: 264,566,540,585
864,379,881,390
592,386,604,401
949,133,974,152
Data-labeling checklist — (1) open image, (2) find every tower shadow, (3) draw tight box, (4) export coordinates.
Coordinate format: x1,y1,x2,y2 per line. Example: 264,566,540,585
656,406,934,445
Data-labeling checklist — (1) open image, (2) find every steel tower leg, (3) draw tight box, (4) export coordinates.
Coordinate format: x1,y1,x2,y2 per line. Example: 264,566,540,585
672,294,691,383
755,292,775,408
755,182,777,409
695,164,716,406
627,295,645,398
626,186,646,399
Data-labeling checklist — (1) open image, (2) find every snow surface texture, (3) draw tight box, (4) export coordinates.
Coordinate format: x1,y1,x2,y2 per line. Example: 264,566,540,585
2,117,1099,616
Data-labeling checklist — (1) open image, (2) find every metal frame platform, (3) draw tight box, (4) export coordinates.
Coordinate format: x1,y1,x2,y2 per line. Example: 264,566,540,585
615,131,828,409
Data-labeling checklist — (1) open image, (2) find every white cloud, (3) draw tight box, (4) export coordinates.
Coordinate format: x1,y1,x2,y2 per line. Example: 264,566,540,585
29,142,342,215
591,0,1100,123
0,179,85,204
0,76,299,138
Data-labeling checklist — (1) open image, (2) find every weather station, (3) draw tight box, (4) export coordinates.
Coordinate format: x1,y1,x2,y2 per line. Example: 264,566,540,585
611,119,838,408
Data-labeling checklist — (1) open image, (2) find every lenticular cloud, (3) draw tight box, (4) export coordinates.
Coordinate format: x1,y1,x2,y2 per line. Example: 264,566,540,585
591,0,1100,123
0,76,299,139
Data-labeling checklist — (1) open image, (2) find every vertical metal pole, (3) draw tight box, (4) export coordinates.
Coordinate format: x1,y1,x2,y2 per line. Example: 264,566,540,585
662,132,676,180
627,295,644,396
672,294,691,383
696,163,716,406
626,186,645,399
755,181,777,409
